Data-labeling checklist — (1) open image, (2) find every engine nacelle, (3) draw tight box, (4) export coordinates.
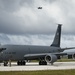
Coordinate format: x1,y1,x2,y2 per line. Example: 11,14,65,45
73,54,75,59
45,54,57,63
68,54,75,59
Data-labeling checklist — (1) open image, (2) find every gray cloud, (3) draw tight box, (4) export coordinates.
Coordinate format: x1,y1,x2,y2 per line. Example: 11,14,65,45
0,0,75,35
0,33,75,48
0,0,21,12
0,0,75,48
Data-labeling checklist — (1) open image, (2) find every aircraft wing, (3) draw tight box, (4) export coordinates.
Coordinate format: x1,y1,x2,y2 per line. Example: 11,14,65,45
0,48,6,52
24,47,75,60
24,52,67,60
24,53,46,60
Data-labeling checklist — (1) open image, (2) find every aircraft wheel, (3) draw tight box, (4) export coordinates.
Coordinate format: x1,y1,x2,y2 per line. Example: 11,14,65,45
39,61,47,65
39,61,42,65
4,61,8,66
17,61,26,65
22,61,26,65
17,61,21,65
44,61,47,65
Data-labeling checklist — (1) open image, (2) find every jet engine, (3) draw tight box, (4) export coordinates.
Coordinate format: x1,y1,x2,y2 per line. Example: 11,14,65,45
45,54,57,63
68,53,75,59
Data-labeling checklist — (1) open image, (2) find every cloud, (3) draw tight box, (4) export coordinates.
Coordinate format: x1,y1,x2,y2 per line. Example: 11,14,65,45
0,33,75,48
0,0,75,48
0,33,52,45
0,0,75,35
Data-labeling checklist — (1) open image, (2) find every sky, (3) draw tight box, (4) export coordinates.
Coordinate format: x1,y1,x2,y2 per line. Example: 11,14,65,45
0,0,75,51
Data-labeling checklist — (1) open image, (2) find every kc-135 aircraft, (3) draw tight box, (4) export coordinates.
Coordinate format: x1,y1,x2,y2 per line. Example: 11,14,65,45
0,24,75,66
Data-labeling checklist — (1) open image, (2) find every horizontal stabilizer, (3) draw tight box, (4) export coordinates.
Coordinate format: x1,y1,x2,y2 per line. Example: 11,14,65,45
60,47,75,51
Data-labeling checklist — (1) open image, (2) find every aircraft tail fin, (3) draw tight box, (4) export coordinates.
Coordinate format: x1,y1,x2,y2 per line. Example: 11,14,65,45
51,24,62,47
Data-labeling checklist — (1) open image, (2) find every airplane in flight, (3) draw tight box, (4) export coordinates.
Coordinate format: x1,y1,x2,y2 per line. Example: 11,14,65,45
0,24,75,66
38,7,42,9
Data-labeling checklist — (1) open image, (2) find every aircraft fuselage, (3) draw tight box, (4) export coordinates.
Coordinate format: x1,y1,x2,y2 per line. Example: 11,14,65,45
0,45,61,61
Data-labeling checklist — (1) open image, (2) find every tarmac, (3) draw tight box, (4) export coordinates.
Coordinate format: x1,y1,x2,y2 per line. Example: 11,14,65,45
0,62,75,71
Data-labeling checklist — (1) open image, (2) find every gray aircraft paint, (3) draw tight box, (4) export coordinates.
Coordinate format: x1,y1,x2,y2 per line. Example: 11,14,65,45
0,45,60,61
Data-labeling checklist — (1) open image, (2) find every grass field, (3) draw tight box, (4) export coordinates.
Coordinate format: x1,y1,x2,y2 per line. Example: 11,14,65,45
0,70,75,75
57,58,75,62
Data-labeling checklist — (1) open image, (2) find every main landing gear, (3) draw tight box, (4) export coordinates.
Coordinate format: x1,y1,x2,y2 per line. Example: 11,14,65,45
17,61,26,65
3,61,8,66
39,60,47,65
3,60,11,66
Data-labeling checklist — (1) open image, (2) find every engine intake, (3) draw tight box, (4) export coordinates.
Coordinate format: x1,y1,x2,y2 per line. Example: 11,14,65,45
45,54,57,63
